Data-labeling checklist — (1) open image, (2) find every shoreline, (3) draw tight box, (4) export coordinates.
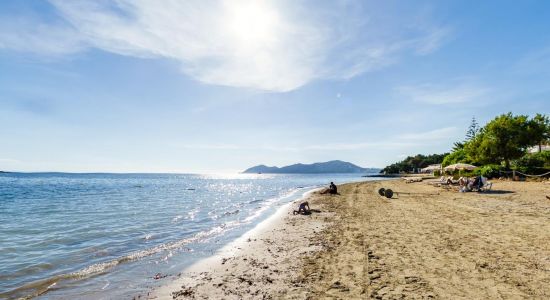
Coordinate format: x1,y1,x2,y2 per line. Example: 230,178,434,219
151,186,329,299
152,178,550,299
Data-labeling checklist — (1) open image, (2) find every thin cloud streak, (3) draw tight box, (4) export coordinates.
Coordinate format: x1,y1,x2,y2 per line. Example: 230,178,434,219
398,126,458,140
176,141,416,152
0,0,450,92
175,126,458,152
513,46,550,75
397,83,489,105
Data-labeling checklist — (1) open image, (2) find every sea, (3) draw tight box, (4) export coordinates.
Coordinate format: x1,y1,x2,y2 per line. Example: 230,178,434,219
0,172,379,299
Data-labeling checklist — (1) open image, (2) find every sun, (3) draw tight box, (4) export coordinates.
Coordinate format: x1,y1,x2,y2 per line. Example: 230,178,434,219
223,0,279,47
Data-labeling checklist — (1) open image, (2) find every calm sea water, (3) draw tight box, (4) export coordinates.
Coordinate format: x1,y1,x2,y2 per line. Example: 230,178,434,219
0,172,378,299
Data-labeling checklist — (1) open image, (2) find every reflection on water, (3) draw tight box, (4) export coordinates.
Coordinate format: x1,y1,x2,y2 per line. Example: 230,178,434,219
0,172,374,299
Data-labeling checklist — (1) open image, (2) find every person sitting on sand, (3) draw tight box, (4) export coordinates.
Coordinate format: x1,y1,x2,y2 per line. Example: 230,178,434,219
320,182,338,195
473,176,484,190
330,182,337,194
293,201,310,215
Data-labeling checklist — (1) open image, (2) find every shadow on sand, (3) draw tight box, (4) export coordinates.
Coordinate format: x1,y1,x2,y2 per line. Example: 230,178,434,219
480,190,515,195
295,209,322,216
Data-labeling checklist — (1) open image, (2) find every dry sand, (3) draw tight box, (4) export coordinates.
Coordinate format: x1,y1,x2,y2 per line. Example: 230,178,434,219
153,179,550,299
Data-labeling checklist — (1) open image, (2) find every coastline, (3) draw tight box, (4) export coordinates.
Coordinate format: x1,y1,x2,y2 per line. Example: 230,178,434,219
151,178,550,299
151,187,329,299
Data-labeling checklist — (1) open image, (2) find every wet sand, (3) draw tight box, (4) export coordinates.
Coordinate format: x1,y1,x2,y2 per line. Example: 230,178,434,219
154,179,550,299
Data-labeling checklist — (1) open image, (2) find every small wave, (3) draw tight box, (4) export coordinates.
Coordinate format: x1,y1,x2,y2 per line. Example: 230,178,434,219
0,221,242,300
171,215,183,223
243,188,301,223
222,209,240,216
5,187,311,300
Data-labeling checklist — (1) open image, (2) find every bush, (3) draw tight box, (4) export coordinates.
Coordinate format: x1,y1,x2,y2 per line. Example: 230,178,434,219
476,164,504,178
512,152,550,175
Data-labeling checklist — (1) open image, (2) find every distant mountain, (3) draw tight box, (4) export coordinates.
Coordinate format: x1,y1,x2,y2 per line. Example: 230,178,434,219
243,160,380,174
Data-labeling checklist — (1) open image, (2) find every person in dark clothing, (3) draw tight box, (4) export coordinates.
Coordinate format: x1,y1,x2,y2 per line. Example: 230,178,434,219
293,201,310,215
472,176,482,190
320,182,338,195
329,182,337,194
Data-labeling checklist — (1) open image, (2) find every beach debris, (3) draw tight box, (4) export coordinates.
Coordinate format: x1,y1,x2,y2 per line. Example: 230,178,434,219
378,187,439,198
378,188,394,199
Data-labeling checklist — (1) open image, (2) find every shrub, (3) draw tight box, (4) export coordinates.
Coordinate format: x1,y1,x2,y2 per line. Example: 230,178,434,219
476,164,504,178
512,152,550,175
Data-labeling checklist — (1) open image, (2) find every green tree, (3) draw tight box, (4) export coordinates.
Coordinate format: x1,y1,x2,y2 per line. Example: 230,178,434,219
449,116,478,153
465,116,480,141
442,148,471,166
527,113,550,152
451,141,464,152
465,113,531,169
380,153,448,174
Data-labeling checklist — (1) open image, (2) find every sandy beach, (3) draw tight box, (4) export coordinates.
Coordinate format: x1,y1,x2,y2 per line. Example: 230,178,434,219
153,179,550,299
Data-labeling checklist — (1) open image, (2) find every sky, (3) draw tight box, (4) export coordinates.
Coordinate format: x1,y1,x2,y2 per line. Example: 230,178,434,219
0,0,549,173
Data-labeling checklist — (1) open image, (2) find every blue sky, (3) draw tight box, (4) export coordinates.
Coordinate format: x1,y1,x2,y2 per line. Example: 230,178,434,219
0,0,549,173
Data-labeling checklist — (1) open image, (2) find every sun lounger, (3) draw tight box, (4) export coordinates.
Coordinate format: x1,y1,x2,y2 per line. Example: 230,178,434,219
427,176,445,186
403,177,423,183
479,177,493,192
429,176,457,187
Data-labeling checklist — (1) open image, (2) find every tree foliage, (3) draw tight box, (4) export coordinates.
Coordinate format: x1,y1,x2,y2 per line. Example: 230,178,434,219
512,151,550,174
528,113,550,152
382,113,549,174
441,148,471,167
465,116,480,141
444,112,550,170
381,153,448,174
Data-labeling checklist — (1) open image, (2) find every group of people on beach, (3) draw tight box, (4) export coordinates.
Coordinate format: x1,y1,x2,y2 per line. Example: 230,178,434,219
443,175,488,192
293,182,337,215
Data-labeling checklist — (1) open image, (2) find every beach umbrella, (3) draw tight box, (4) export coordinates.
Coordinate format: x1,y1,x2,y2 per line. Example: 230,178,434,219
444,163,477,171
421,164,442,173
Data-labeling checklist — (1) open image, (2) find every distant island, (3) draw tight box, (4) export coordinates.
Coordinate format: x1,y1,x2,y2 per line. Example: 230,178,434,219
242,160,380,174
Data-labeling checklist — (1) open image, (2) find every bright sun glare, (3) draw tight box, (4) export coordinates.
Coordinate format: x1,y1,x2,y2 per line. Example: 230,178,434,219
224,0,279,47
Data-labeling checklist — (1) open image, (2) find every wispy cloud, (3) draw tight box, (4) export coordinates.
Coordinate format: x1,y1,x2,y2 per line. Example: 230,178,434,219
0,0,450,92
398,126,458,140
514,46,550,75
397,82,489,105
175,126,457,152
413,27,452,55
176,141,417,152
0,19,83,55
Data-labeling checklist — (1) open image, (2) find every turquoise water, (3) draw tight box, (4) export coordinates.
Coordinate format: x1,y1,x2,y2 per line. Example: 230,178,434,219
0,172,375,299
